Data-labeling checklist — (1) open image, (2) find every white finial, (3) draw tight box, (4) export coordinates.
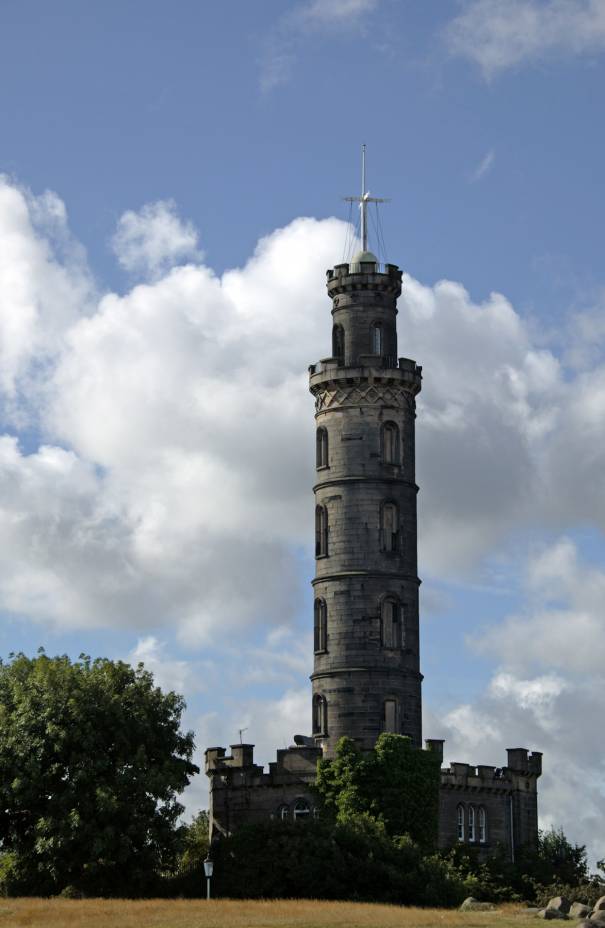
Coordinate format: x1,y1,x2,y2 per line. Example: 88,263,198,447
344,144,389,255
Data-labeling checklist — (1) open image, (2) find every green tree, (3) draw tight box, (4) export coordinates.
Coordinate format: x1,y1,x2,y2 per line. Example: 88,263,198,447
315,733,441,850
0,651,199,896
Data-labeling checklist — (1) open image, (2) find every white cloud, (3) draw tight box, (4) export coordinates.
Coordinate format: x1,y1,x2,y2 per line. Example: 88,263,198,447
259,0,380,91
111,199,202,278
473,538,605,673
129,636,212,695
3,178,605,858
470,147,495,182
0,177,93,405
2,178,605,642
445,0,605,78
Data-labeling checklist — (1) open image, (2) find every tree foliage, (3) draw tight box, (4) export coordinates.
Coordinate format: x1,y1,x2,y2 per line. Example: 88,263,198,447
315,734,441,849
0,651,199,896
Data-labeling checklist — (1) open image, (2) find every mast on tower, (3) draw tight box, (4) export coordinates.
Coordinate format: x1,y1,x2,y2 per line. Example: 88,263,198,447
343,144,389,255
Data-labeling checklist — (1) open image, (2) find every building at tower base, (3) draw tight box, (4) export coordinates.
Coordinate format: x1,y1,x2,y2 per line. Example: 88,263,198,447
204,252,542,860
205,740,541,859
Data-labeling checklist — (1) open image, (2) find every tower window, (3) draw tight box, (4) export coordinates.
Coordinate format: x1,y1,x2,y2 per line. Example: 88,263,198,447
314,599,328,652
313,694,327,735
457,805,465,842
380,501,400,553
293,799,311,821
382,422,400,465
382,699,398,733
332,325,344,364
468,805,476,842
277,804,289,821
381,598,402,649
479,807,487,843
316,427,329,468
315,505,328,557
371,322,383,355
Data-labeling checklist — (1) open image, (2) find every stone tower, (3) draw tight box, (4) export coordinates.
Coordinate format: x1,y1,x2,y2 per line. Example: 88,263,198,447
308,251,423,758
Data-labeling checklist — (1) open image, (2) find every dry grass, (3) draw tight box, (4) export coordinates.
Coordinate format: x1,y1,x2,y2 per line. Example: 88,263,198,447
0,899,538,928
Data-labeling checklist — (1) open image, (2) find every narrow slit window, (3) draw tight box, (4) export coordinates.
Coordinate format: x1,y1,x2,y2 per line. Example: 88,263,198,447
457,805,465,842
314,599,327,652
381,502,399,553
383,698,397,733
312,694,327,734
332,325,344,364
468,805,476,842
315,505,328,557
382,422,400,464
316,427,329,468
382,599,401,649
278,804,289,821
479,807,487,843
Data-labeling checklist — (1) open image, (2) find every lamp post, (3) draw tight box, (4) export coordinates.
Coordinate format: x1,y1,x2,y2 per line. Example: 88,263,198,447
203,855,214,900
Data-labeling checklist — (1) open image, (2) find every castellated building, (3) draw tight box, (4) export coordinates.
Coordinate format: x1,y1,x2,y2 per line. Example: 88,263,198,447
205,250,542,858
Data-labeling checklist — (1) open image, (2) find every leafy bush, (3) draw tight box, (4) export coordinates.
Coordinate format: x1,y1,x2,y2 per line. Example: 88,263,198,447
316,734,441,850
210,816,466,906
441,829,600,905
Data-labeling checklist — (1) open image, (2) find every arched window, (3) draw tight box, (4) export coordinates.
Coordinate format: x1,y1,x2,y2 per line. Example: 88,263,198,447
316,427,329,468
293,799,311,821
371,322,383,355
382,421,400,465
277,804,289,821
478,807,487,843
457,805,465,842
381,501,400,553
381,598,402,649
332,325,344,364
315,505,328,557
312,694,327,735
314,599,327,652
468,805,476,842
382,698,398,733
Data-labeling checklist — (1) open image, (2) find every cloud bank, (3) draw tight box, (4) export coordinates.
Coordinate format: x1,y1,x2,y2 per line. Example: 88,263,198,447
1,175,604,862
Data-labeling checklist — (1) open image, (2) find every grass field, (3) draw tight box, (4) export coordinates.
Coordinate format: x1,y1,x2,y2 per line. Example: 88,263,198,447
0,899,538,928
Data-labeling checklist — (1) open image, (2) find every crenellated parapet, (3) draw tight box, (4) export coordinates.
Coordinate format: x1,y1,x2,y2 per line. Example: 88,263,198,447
205,742,322,839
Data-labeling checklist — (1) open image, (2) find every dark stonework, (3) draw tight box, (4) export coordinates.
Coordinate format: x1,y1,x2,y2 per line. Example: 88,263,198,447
205,254,542,858
309,260,422,756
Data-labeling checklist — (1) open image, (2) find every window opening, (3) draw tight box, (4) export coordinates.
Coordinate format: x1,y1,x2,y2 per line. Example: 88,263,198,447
314,599,327,652
382,422,400,464
332,325,344,364
293,799,311,821
457,805,465,842
383,699,397,733
313,694,327,734
468,805,476,842
381,502,399,553
382,599,401,648
479,807,487,843
316,428,329,468
277,804,289,821
315,506,328,557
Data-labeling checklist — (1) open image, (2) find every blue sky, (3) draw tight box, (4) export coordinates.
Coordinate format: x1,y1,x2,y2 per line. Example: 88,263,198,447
1,0,605,862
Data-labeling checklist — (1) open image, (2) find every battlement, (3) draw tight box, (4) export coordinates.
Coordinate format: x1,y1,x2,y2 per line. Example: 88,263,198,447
441,748,542,793
326,261,402,298
205,742,322,782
